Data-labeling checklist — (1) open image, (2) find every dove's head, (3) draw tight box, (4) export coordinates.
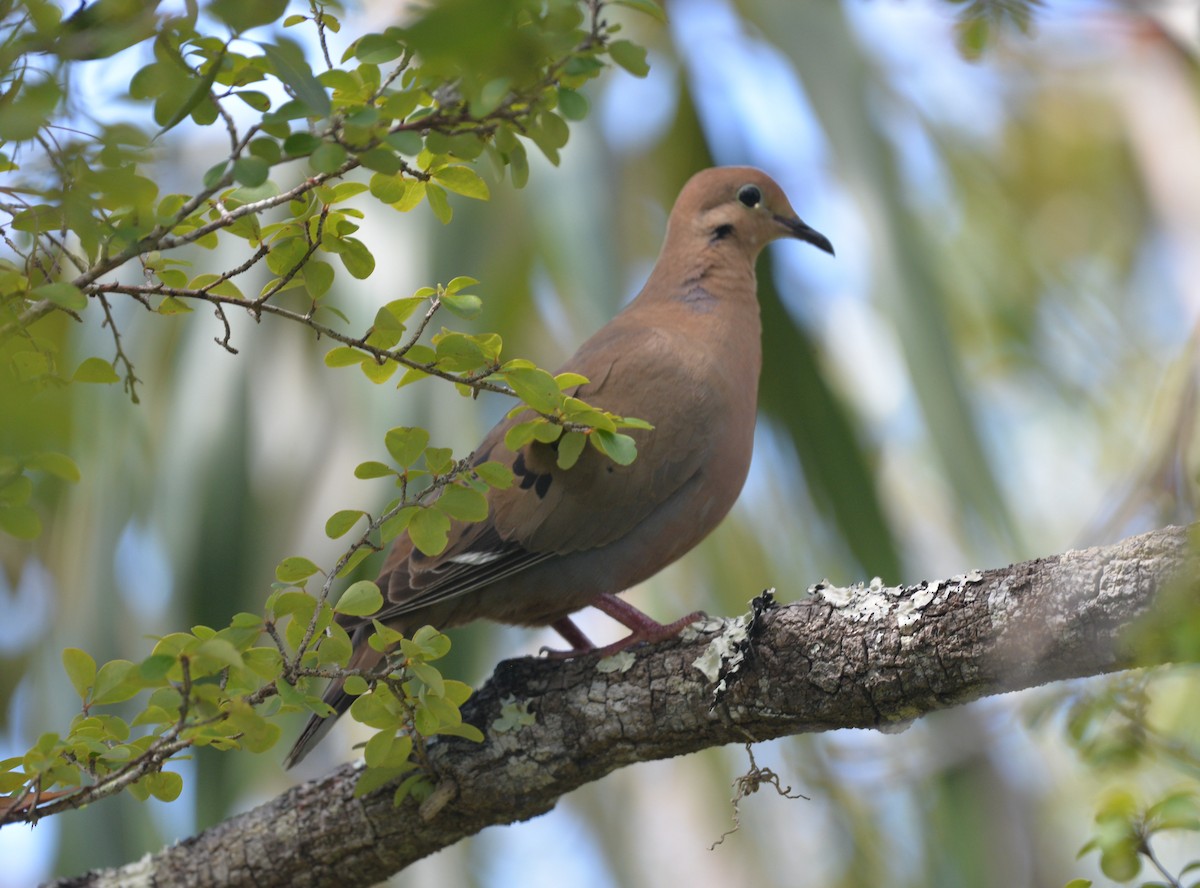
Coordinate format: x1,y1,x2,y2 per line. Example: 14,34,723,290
669,166,834,259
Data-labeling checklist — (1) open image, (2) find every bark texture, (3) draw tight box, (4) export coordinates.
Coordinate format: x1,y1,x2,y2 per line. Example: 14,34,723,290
52,524,1199,888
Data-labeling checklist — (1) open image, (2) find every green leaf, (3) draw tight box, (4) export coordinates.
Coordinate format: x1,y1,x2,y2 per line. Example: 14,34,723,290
609,39,650,77
334,237,375,279
233,155,270,187
355,33,403,64
473,461,513,489
611,0,667,22
303,260,335,299
262,41,332,118
435,485,487,522
556,431,586,470
440,291,482,319
325,509,366,539
196,638,244,670
504,367,563,414
504,420,541,451
591,430,637,465
27,451,80,482
334,580,383,617
145,770,183,802
408,508,450,556
72,357,120,384
91,660,140,705
310,141,348,173
325,347,368,368
275,556,320,583
62,648,96,700
425,447,453,474
556,88,588,121
355,460,396,479
385,427,430,468
369,172,406,204
432,166,489,200
33,282,87,311
555,372,588,390
211,0,288,33
425,183,452,223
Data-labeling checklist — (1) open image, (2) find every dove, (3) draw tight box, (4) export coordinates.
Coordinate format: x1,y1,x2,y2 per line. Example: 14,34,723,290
284,166,833,766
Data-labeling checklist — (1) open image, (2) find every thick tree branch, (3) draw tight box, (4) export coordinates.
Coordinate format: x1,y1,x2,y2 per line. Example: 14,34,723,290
53,525,1199,888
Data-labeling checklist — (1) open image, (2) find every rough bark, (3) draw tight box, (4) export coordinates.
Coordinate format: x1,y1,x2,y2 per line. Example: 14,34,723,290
52,524,1199,888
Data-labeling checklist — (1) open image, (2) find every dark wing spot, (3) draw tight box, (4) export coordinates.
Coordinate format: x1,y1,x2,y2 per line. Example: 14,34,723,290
513,449,551,497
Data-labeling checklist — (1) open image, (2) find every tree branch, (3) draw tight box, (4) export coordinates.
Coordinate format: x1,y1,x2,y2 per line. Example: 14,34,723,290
50,524,1199,888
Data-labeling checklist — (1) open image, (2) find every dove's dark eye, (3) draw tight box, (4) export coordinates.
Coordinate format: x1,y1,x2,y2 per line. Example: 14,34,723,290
737,184,761,207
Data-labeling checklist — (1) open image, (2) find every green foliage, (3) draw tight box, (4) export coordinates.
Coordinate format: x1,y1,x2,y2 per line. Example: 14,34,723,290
1075,790,1200,886
943,0,1043,60
0,0,669,823
0,0,660,542
1030,673,1200,887
349,624,482,804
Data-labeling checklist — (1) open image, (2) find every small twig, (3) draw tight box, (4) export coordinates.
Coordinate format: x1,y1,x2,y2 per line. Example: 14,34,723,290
96,293,141,402
311,0,334,70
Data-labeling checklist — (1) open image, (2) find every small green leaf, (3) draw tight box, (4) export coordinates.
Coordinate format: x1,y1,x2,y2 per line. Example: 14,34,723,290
325,509,366,539
385,427,430,468
275,556,320,583
591,430,637,465
555,372,588,390
435,485,487,522
432,166,489,200
611,0,666,22
334,580,383,617
609,39,650,77
425,183,452,223
310,141,348,173
473,461,513,489
504,420,541,451
504,367,563,414
62,648,96,700
325,347,368,368
355,34,403,64
440,291,482,319
145,770,183,802
556,431,586,470
33,282,87,311
262,41,332,117
91,660,140,705
233,155,270,186
72,357,119,384
303,260,335,299
556,88,588,121
408,508,450,556
355,460,396,479
27,451,80,482
157,295,193,315
334,237,375,279
425,447,453,474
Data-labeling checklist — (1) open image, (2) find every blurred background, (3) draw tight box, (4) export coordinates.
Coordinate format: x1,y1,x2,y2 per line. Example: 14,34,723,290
3,1,1200,885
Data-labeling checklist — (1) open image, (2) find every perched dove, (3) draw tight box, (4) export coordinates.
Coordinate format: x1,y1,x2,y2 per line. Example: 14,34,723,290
285,166,833,766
